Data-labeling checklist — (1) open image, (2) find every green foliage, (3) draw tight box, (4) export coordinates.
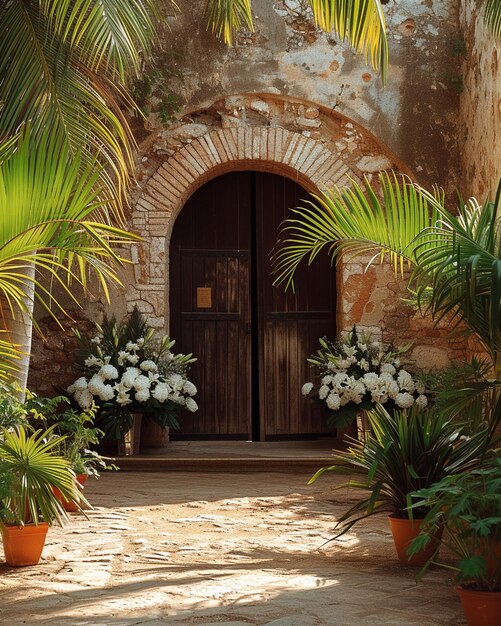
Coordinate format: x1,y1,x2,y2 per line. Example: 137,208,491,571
484,0,501,38
0,425,82,526
0,383,30,429
0,0,164,216
309,404,491,539
409,455,501,592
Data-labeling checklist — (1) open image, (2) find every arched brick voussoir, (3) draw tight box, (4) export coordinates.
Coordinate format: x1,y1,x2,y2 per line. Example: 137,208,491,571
139,127,340,221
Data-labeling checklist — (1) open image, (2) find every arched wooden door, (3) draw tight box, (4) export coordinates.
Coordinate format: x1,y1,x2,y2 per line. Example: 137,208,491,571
169,171,336,440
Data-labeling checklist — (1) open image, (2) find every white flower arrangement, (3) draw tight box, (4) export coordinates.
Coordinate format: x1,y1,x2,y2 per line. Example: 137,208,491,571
68,307,198,439
303,326,429,428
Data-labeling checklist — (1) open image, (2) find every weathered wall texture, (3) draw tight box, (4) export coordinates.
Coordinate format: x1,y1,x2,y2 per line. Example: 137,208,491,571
29,0,469,396
141,0,461,193
460,0,501,198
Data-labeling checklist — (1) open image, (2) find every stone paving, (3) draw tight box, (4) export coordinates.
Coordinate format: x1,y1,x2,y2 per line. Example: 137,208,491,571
0,472,465,625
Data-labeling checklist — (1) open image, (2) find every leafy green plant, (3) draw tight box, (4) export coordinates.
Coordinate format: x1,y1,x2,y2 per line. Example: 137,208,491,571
273,173,501,436
0,383,30,429
309,404,490,537
0,426,82,526
68,306,197,440
408,455,501,592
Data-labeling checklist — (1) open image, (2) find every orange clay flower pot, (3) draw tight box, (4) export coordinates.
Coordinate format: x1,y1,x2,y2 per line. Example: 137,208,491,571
1,523,49,567
53,473,88,512
388,515,443,566
456,586,501,626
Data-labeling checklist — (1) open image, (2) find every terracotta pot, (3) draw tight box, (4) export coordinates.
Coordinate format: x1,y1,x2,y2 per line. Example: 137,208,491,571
388,515,443,566
53,473,88,512
1,522,49,567
456,586,501,626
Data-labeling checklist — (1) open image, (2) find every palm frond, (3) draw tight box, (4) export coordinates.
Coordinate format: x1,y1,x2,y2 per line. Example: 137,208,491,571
205,0,254,45
308,0,388,81
272,172,438,291
0,1,161,221
484,0,501,38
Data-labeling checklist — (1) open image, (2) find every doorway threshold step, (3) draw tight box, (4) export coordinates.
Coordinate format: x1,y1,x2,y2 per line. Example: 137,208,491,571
112,455,335,473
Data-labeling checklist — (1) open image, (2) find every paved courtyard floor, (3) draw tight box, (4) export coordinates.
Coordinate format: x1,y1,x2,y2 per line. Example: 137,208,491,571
0,471,465,625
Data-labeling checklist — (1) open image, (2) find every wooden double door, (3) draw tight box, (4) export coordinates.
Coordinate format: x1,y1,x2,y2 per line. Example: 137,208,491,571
169,171,336,440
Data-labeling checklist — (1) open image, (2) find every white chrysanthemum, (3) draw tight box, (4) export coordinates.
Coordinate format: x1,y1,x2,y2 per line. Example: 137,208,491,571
126,341,139,352
397,370,415,393
321,375,333,385
88,374,106,395
388,381,400,399
302,382,314,396
363,372,379,391
99,364,119,381
91,336,101,344
98,384,115,402
415,394,428,408
183,381,197,396
371,390,389,404
186,397,198,412
333,372,349,386
395,392,415,409
167,373,184,391
326,393,341,410
327,361,336,372
73,377,89,392
121,367,140,388
136,337,145,348
152,382,170,403
116,390,132,406
75,389,93,409
148,372,160,383
127,353,140,365
135,388,150,402
84,355,102,368
318,384,330,400
170,393,186,405
380,363,396,376
339,359,351,370
140,360,158,372
133,375,151,391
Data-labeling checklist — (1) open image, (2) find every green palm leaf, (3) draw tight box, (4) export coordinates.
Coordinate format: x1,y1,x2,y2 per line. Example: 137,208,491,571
205,0,254,45
0,1,162,220
309,0,388,81
0,425,82,526
484,0,501,38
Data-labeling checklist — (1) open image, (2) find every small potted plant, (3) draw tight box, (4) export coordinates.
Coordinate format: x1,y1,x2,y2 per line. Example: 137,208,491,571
302,326,429,437
408,455,501,626
309,404,490,565
0,426,81,566
67,306,198,453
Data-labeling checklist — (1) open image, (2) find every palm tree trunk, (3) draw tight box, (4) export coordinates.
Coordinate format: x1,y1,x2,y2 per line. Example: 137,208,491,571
0,262,36,397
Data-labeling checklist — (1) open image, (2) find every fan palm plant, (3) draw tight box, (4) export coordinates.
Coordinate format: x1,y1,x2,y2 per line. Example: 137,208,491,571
0,0,162,220
0,127,139,388
272,172,501,433
205,0,388,81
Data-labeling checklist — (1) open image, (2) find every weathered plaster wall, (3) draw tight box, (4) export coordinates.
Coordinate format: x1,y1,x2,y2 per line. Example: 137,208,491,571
460,0,501,198
28,1,468,395
142,0,461,193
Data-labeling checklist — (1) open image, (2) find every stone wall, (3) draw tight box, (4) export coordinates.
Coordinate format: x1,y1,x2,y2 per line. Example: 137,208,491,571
28,0,470,396
141,0,461,194
460,0,501,198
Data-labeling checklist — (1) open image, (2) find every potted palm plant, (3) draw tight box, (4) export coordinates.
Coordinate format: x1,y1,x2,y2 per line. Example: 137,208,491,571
309,404,490,565
0,426,81,566
408,455,501,626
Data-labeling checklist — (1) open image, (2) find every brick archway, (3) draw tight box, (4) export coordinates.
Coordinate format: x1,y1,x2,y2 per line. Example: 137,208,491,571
132,126,359,329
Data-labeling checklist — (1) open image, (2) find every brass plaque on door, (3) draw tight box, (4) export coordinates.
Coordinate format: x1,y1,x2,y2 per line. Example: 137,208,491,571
197,287,212,308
